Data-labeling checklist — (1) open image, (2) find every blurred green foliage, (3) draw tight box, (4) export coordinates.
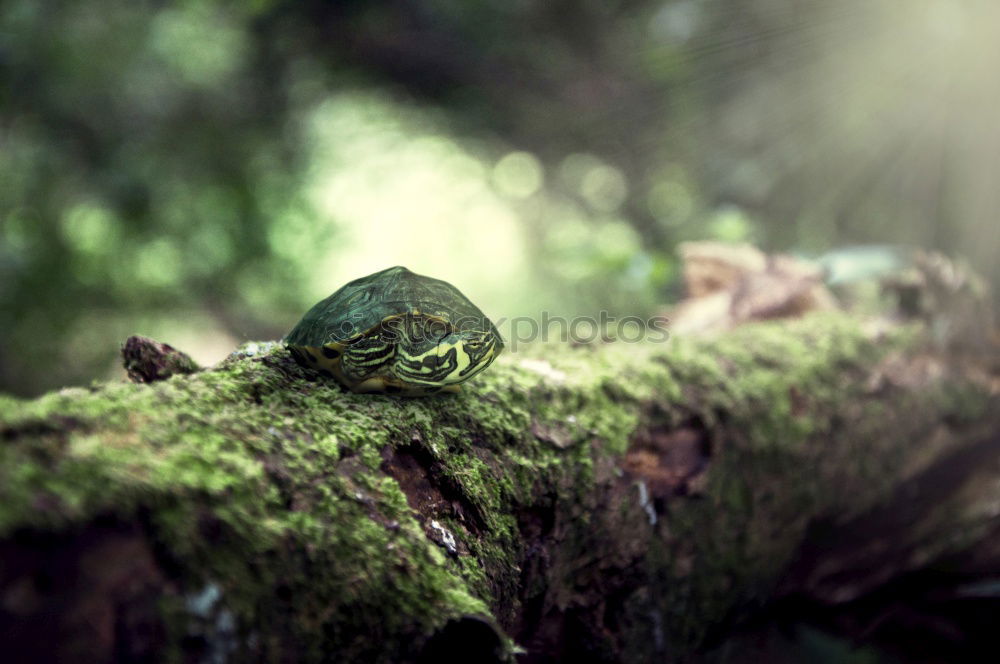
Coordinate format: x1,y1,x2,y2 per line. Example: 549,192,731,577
2,0,997,395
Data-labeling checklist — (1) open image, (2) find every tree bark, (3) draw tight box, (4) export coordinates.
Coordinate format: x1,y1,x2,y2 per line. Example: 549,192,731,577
0,314,996,663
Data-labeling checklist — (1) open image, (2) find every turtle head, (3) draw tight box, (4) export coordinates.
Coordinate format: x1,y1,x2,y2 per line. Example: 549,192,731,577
440,327,503,383
387,316,503,388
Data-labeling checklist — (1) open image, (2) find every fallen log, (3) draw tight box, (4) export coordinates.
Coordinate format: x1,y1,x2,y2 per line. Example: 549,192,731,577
0,313,996,663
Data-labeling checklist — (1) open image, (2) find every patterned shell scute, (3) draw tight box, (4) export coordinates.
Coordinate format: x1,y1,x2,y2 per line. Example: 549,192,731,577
284,266,496,346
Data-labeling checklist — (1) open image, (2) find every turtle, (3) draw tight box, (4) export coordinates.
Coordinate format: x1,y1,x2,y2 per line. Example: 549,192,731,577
284,266,504,395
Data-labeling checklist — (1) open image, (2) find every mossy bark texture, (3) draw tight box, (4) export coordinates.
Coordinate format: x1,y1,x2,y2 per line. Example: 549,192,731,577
0,314,996,663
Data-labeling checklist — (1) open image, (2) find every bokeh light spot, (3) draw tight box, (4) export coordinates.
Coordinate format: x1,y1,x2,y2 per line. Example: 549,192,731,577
580,164,628,213
134,238,183,288
647,180,693,224
492,151,543,199
150,6,247,86
561,154,628,213
61,203,119,255
708,207,754,243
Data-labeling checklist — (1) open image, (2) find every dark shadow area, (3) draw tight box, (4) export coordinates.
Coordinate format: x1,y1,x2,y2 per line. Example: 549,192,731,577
417,615,506,664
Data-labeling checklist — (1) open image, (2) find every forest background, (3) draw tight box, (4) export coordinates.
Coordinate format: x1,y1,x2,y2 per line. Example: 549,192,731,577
2,0,997,397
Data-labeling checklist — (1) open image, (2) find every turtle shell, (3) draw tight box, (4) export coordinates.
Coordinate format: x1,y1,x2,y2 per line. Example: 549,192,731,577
284,266,499,346
284,267,503,394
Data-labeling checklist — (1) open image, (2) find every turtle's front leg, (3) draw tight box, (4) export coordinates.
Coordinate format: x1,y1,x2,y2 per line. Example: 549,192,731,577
340,335,396,384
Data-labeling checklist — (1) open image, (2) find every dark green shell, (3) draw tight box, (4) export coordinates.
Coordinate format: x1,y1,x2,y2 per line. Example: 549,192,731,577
284,266,500,347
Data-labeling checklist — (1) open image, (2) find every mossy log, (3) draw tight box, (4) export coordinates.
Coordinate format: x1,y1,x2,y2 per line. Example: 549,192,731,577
0,314,997,663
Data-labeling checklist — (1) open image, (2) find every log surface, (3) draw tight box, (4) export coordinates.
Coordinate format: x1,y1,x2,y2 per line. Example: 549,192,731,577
0,314,997,663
